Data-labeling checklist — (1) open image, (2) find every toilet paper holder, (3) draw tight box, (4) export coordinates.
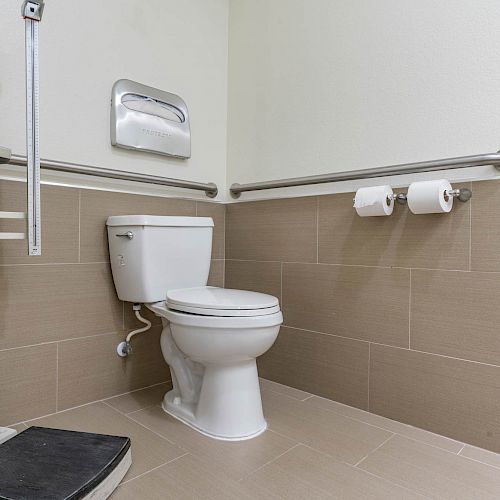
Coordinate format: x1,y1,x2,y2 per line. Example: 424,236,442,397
390,187,472,205
354,187,472,206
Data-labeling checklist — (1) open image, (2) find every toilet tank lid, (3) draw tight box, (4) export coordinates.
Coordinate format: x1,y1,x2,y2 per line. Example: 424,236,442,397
106,215,214,227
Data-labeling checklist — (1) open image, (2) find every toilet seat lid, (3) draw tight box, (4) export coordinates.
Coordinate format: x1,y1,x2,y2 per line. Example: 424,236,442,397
166,286,279,317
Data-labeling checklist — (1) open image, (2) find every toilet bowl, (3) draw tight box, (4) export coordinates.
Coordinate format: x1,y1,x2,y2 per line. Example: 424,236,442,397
149,287,282,440
106,215,283,441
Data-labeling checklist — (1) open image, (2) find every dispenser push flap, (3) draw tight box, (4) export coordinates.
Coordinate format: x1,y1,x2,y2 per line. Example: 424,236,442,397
111,79,191,159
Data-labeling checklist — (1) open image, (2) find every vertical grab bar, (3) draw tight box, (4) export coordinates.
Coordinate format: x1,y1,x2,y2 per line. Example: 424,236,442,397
22,0,44,256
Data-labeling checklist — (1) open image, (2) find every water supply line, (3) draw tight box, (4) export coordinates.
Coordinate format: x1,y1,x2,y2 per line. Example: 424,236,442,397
117,304,152,357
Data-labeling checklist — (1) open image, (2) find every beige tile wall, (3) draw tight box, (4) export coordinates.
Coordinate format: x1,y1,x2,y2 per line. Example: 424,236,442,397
0,180,225,426
226,180,500,452
3,176,499,453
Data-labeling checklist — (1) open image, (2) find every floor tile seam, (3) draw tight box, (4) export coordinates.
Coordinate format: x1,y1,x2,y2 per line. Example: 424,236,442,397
123,403,161,416
356,467,433,499
125,404,162,418
237,443,302,482
118,452,190,486
301,397,464,454
240,438,430,499
455,452,500,471
353,433,396,467
358,453,500,497
312,451,432,498
8,382,170,428
300,395,314,401
123,408,183,448
265,395,408,446
260,381,314,402
102,381,171,411
273,393,404,437
356,437,500,490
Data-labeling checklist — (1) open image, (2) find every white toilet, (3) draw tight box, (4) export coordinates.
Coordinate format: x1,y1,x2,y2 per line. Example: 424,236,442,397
106,215,283,441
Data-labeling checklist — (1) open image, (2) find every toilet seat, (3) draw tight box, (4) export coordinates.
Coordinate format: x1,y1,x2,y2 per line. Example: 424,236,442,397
151,304,283,328
165,286,280,317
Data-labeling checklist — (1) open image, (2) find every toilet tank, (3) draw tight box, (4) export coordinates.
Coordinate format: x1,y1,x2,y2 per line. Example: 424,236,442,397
106,215,213,303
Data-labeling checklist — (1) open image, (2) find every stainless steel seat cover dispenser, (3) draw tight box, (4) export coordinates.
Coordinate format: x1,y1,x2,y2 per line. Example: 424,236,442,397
111,79,191,159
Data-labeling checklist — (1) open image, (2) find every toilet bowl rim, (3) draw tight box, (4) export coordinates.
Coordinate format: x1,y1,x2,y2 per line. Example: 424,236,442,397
147,302,283,328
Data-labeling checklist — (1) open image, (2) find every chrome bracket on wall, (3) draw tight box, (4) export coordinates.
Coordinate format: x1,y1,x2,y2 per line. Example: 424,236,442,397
0,146,27,240
22,0,44,255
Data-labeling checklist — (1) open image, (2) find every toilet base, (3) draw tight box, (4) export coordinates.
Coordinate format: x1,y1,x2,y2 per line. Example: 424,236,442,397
162,398,267,441
162,359,268,441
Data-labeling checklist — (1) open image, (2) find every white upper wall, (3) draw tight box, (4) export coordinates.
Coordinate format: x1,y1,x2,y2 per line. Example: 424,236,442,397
227,0,500,197
0,0,229,200
4,1,500,202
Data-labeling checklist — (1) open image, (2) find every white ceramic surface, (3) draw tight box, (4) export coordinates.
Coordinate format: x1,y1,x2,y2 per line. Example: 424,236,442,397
107,215,283,440
106,216,213,303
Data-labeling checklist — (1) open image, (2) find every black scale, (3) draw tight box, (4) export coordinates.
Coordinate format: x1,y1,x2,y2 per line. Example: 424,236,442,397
0,427,131,500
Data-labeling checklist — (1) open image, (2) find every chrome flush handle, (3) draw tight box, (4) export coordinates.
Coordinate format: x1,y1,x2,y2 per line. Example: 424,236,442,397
116,231,134,240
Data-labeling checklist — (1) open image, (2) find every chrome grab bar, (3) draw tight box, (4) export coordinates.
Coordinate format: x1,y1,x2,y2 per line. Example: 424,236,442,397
0,152,218,198
230,151,500,198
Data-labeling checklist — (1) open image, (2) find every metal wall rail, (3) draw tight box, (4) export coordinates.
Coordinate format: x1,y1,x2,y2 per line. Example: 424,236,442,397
0,152,218,198
229,152,500,198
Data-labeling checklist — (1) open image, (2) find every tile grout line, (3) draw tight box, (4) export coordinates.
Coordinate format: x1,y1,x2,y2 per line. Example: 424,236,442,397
298,393,465,453
280,262,283,302
456,452,500,471
408,268,412,349
307,402,500,467
238,443,302,481
223,204,226,287
281,324,500,369
359,468,434,499
262,385,447,450
101,380,171,405
77,190,81,263
20,374,497,476
367,343,371,411
222,259,480,274
261,386,314,405
123,408,181,447
353,433,396,467
316,196,319,263
302,441,431,499
260,379,313,401
124,404,162,417
119,453,189,486
55,343,59,412
469,190,472,271
0,326,165,353
12,380,171,428
122,302,125,330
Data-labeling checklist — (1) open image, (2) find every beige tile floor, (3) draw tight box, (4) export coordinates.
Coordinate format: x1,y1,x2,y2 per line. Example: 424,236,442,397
11,379,500,499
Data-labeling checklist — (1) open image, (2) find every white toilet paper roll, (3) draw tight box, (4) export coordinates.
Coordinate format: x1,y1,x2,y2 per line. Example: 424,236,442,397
407,179,453,214
354,185,394,217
